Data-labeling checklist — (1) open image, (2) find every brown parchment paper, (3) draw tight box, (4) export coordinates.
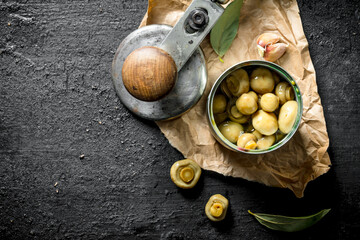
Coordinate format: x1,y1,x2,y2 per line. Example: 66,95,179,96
140,0,331,198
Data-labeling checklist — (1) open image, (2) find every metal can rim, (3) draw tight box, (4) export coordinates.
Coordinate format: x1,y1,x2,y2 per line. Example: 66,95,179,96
207,60,303,154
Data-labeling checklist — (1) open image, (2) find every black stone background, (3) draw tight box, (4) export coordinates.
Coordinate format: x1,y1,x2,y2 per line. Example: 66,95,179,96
0,0,359,239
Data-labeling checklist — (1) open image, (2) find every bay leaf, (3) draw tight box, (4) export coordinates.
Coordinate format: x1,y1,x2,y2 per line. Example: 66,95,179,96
210,0,244,57
248,209,331,232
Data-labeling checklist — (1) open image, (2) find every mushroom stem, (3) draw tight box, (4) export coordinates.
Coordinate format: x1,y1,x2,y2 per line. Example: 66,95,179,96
180,167,194,183
210,203,224,217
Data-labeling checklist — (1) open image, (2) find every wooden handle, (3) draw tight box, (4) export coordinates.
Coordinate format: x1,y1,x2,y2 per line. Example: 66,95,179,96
122,46,177,102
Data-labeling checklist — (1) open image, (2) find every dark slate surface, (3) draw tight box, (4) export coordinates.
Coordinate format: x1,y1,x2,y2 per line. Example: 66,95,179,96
0,0,359,239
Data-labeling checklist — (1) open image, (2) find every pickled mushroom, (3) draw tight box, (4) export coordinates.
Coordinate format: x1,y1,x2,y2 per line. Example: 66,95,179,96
220,80,232,98
227,100,250,124
218,121,244,143
213,94,227,114
275,82,289,105
278,100,298,134
250,67,275,94
226,69,250,97
205,194,229,222
212,66,299,151
230,105,242,118
257,135,276,149
252,110,278,136
170,159,201,189
244,140,257,149
285,86,295,101
272,72,280,84
237,133,257,149
247,91,258,102
236,93,258,115
214,112,228,125
275,131,286,142
260,93,279,112
252,130,262,140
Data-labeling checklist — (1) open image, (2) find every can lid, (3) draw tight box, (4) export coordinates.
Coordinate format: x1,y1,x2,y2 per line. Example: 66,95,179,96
112,25,207,121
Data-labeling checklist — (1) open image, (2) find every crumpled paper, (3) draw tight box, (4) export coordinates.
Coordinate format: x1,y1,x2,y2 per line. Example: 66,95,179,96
140,0,331,198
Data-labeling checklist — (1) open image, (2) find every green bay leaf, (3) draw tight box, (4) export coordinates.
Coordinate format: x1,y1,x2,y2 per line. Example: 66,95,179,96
210,0,244,57
248,209,331,232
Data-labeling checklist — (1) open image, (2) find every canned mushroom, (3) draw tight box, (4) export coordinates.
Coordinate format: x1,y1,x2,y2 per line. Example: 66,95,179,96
207,60,303,154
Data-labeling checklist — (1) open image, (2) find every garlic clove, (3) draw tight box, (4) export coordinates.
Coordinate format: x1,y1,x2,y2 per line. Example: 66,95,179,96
263,43,287,62
256,33,280,48
257,45,265,57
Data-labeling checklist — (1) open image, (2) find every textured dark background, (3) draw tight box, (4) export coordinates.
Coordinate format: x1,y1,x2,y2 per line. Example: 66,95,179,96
0,0,359,239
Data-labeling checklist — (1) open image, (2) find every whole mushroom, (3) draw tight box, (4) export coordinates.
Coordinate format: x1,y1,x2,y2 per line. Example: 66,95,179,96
214,112,228,125
260,93,279,112
278,100,298,134
170,159,202,189
285,86,295,101
252,110,278,136
237,133,257,150
218,121,244,143
275,82,289,105
257,135,276,150
247,91,259,102
250,67,275,94
205,194,229,222
213,94,227,114
236,93,258,115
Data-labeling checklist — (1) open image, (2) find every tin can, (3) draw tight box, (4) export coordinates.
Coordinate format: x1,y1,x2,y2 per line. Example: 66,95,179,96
207,60,303,154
